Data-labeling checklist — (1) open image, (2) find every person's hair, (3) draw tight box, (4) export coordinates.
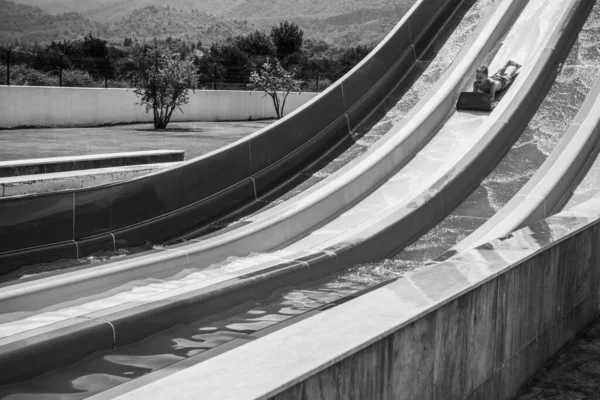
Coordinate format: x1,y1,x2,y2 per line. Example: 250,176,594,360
476,65,489,75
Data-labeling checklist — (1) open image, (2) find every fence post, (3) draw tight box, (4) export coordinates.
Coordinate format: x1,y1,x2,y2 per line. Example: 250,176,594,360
59,54,63,87
316,70,320,92
213,64,217,90
6,48,10,86
104,56,108,88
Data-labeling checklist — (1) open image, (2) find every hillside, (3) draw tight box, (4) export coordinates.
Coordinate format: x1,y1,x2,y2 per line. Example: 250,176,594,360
12,0,413,21
0,0,104,45
4,0,416,48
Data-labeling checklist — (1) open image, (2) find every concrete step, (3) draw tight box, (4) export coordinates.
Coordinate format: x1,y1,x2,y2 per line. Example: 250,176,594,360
0,162,180,197
0,150,185,178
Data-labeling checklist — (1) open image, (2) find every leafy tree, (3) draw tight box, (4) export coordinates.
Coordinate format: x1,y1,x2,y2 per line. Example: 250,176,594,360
211,42,249,84
234,30,275,59
130,40,197,129
338,44,374,75
270,21,303,62
46,39,82,57
82,32,108,58
248,58,302,119
302,53,333,91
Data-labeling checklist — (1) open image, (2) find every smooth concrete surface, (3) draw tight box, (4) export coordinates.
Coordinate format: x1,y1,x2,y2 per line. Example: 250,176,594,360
0,150,184,178
0,0,522,315
105,198,600,400
0,163,178,197
451,64,600,253
0,88,315,128
0,0,470,268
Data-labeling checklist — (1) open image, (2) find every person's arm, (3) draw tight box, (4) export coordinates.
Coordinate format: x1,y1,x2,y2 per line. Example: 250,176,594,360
489,85,497,101
490,82,496,101
473,81,478,92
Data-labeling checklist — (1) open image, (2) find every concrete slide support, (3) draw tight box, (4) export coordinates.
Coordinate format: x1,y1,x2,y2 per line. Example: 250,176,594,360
0,0,465,270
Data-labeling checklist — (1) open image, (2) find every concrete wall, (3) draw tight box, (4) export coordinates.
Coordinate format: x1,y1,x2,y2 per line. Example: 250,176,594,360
272,215,600,399
0,86,317,128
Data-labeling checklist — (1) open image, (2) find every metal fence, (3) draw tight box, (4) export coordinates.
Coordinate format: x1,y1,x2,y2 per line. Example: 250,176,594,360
0,47,338,92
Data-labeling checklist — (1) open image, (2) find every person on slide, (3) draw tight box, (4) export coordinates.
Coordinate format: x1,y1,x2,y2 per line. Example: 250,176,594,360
473,60,522,101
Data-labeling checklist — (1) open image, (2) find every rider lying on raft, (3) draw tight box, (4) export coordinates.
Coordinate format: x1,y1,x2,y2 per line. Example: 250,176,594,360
473,60,522,101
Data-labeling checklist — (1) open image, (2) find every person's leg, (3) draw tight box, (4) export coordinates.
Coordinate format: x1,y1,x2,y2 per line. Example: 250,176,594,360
498,60,522,77
504,64,520,79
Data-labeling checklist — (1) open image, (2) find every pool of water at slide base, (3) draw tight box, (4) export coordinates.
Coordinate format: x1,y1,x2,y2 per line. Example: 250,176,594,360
0,0,500,397
1,0,482,282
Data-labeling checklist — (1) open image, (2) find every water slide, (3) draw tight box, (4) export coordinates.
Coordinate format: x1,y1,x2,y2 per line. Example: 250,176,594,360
0,0,467,271
0,0,596,393
83,3,600,398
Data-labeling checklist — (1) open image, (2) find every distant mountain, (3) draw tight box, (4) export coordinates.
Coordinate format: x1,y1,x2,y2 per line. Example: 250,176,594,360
0,0,105,45
4,0,416,48
12,0,412,21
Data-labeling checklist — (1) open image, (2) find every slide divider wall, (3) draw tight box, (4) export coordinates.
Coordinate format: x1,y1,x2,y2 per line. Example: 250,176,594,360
0,0,465,272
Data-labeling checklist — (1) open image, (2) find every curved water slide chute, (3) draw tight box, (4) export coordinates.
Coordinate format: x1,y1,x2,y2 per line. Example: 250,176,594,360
0,0,590,385
0,0,468,272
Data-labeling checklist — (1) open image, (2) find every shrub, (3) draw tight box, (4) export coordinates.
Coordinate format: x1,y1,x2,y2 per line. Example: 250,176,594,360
1,63,59,86
61,68,98,87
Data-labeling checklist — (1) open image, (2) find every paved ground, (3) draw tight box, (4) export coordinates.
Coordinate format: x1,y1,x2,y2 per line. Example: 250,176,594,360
517,316,600,399
0,120,273,161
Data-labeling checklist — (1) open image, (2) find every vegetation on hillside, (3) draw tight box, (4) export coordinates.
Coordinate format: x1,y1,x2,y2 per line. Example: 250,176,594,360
0,0,104,46
4,0,416,49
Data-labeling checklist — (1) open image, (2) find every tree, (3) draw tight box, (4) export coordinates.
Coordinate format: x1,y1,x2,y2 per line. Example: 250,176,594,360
248,58,302,119
82,32,108,58
211,42,249,85
130,40,197,129
234,30,275,59
338,44,374,75
302,54,333,91
270,21,303,62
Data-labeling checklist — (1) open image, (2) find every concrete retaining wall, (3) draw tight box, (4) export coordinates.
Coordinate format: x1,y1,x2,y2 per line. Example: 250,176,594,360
0,86,316,128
